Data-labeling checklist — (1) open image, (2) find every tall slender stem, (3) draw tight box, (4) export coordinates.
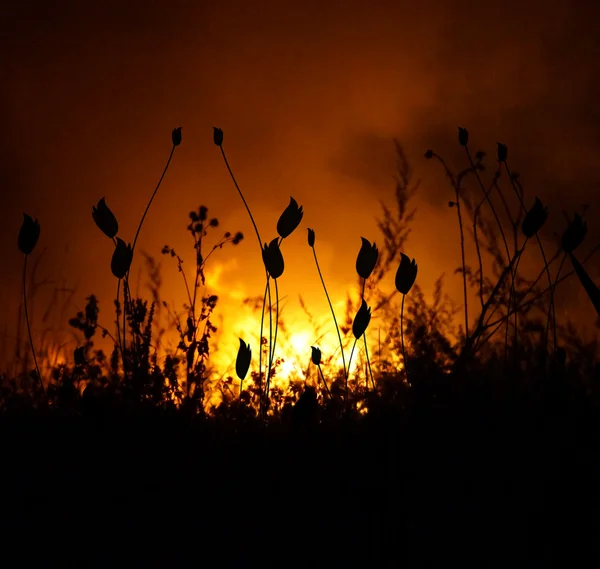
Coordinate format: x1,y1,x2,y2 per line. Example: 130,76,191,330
317,364,332,398
346,338,358,411
23,255,44,397
311,247,347,380
400,294,408,385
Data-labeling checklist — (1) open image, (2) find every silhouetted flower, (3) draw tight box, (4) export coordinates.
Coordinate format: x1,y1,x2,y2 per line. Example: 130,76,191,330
111,238,133,279
356,237,378,279
395,253,418,295
352,299,372,339
497,142,508,162
18,214,40,255
561,214,587,253
262,238,284,279
172,127,182,146
311,346,321,366
277,197,304,239
570,253,600,318
424,149,434,159
236,339,252,381
92,198,119,239
213,127,223,147
199,206,208,221
307,228,315,248
458,127,469,146
521,197,548,238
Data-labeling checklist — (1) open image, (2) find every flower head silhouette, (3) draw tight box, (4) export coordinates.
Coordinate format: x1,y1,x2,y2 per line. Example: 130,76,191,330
277,197,303,239
18,214,40,255
92,198,119,239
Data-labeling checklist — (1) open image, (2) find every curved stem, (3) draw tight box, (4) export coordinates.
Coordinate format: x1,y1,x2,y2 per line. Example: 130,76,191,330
400,293,408,385
23,255,44,397
317,364,332,399
363,335,375,392
505,238,529,366
547,254,567,354
264,278,279,411
346,338,358,411
311,247,347,380
220,146,263,250
503,161,554,359
131,145,176,256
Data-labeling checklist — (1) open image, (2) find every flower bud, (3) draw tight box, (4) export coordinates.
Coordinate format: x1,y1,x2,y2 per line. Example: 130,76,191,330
213,127,224,147
236,338,252,381
277,197,304,239
92,198,119,239
356,237,378,280
310,346,322,366
395,253,418,295
307,228,315,248
561,214,587,253
521,197,548,238
458,127,469,147
172,127,182,146
111,238,133,279
262,238,284,279
497,142,508,162
424,149,434,159
352,299,372,339
18,214,40,255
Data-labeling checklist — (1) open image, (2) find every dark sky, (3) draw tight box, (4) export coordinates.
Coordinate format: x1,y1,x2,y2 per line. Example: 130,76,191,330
2,0,600,373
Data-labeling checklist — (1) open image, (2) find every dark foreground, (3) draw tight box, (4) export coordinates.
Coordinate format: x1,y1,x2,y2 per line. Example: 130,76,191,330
1,391,599,568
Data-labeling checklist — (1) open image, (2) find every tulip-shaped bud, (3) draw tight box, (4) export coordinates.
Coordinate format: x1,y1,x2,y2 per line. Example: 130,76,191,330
111,238,133,279
236,338,252,381
310,346,321,366
352,299,372,339
262,238,284,279
356,237,379,280
395,253,418,295
497,142,508,162
18,214,40,255
307,228,315,248
561,214,587,253
458,127,469,147
521,197,548,238
213,127,224,147
172,127,182,146
277,197,304,239
92,198,119,239
569,253,600,318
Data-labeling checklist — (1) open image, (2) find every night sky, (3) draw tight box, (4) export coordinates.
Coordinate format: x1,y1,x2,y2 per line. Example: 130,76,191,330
3,0,600,375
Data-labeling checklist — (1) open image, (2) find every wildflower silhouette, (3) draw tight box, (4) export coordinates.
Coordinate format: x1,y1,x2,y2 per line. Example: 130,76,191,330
111,238,133,279
310,346,332,398
499,142,554,358
308,227,348,385
277,197,303,239
395,253,418,384
356,237,378,280
92,198,119,239
236,339,252,397
356,237,378,390
427,135,469,340
347,299,372,408
18,214,45,396
214,126,275,418
521,198,548,239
